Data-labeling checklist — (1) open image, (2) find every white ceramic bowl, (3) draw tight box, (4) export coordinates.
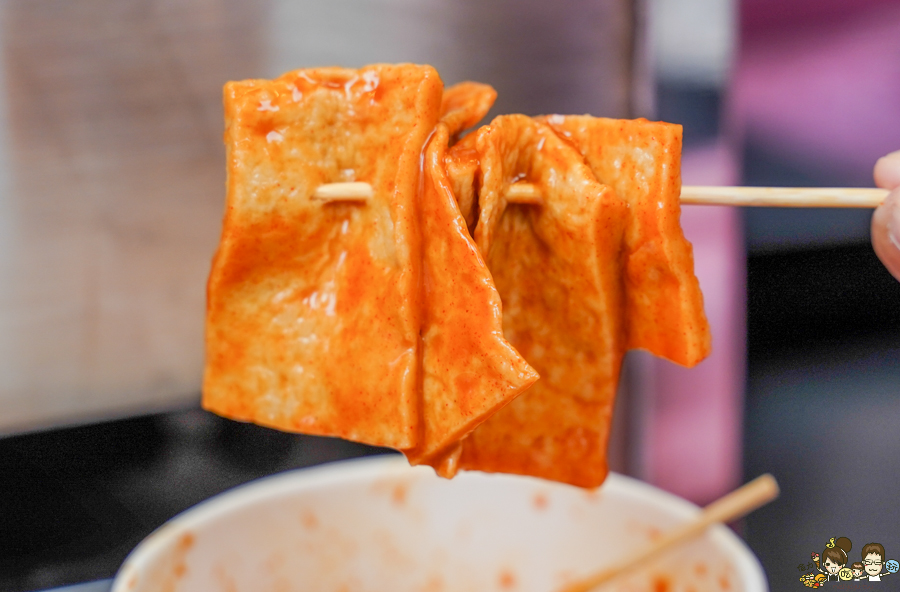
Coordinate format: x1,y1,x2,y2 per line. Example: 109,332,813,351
112,456,767,592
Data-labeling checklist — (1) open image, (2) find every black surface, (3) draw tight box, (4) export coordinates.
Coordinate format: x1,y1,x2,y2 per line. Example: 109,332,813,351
747,242,900,356
744,242,900,588
36,580,110,592
741,136,874,252
743,336,900,588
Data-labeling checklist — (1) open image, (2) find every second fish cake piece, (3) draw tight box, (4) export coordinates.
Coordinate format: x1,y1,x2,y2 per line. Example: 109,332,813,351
542,115,711,368
405,121,538,474
455,115,629,488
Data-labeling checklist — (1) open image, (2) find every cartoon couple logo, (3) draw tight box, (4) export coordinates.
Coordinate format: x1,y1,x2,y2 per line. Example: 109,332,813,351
800,537,899,586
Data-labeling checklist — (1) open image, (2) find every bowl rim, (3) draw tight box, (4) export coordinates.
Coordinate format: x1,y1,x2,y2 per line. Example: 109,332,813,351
113,455,767,592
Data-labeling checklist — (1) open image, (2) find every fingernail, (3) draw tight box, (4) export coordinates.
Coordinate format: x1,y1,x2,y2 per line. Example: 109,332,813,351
888,192,900,251
876,151,900,170
875,152,900,189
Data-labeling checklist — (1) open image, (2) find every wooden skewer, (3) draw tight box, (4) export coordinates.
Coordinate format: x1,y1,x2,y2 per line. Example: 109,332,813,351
508,183,888,207
680,185,888,208
506,182,544,204
557,474,780,592
312,181,889,208
312,181,373,201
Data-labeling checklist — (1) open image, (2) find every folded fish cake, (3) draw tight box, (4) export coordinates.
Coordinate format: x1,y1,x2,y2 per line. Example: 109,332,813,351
440,81,497,141
206,64,709,484
445,132,481,235
407,83,540,475
440,82,496,234
406,121,538,475
204,64,442,449
456,115,629,488
542,116,711,367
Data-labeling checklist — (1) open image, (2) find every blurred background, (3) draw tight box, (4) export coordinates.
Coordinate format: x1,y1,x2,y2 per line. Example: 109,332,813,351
0,0,899,590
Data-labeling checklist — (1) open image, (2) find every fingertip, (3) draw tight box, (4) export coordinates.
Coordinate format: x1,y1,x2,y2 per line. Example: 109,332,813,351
871,188,900,282
874,150,900,190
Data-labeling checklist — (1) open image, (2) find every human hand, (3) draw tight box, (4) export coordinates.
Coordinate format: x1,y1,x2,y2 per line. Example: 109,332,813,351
871,150,900,281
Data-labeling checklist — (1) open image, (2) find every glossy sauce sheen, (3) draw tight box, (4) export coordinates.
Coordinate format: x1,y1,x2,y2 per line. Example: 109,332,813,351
542,116,711,367
204,65,442,449
204,66,711,487
454,115,629,487
439,81,497,143
406,121,538,472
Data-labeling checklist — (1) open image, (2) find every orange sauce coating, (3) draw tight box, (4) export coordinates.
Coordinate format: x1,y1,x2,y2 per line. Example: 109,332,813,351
204,65,442,449
455,115,628,488
542,116,710,367
405,122,537,469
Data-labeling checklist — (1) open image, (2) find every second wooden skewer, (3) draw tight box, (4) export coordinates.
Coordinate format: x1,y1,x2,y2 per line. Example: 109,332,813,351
558,473,780,592
313,181,888,208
